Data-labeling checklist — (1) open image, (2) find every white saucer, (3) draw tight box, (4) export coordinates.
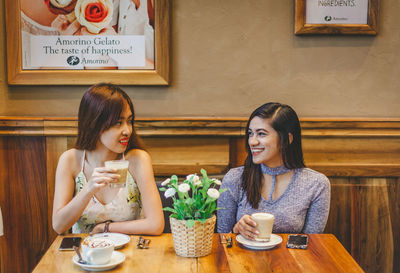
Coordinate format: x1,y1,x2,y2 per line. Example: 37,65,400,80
73,251,125,271
236,234,282,250
91,233,130,249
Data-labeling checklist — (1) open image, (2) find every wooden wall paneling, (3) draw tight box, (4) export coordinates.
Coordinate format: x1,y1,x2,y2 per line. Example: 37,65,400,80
2,137,48,273
387,178,400,273
324,178,352,252
66,136,77,150
46,137,68,241
1,117,399,177
0,137,8,273
135,118,246,136
229,137,246,168
0,118,44,136
43,119,77,136
351,178,394,273
143,137,230,176
303,136,400,177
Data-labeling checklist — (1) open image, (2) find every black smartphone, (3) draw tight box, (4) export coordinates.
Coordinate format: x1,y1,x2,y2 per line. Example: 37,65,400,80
286,234,308,249
59,237,82,251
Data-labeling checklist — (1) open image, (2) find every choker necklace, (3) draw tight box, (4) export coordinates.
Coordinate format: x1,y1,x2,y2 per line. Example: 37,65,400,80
260,164,291,201
261,164,290,176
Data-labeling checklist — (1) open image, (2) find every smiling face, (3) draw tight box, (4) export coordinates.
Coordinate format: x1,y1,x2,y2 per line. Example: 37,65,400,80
248,116,283,167
98,102,133,154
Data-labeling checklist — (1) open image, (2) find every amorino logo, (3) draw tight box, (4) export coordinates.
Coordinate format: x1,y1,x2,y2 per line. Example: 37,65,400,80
332,17,348,21
324,15,348,22
67,56,80,66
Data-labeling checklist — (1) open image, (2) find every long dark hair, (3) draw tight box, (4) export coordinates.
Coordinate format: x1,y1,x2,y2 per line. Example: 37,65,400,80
242,102,305,208
75,83,144,152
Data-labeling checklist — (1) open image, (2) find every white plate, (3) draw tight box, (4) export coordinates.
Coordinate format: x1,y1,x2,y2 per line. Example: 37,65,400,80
73,251,125,271
236,234,282,250
91,233,131,249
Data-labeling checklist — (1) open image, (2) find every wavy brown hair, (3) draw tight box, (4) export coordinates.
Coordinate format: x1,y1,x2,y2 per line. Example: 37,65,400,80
242,102,305,208
75,83,144,152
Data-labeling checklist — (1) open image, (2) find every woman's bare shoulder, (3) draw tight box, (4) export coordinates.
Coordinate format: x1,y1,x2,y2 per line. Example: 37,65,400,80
58,148,84,176
125,149,151,162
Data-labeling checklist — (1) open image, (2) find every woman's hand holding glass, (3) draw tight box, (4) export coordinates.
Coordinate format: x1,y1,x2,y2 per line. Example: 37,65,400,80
86,167,119,193
233,214,258,241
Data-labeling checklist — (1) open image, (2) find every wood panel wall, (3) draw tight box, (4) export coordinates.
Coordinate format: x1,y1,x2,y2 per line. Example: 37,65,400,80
0,117,399,273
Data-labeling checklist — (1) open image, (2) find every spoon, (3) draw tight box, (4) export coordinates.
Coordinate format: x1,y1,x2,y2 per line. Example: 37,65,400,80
73,246,87,264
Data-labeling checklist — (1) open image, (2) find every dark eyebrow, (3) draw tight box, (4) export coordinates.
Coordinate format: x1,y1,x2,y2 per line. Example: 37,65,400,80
254,128,268,133
248,128,268,134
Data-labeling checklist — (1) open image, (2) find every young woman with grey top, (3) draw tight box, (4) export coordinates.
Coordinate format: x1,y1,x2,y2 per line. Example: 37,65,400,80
217,103,330,240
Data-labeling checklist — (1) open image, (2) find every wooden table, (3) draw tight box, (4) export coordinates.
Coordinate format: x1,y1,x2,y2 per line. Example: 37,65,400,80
32,234,364,273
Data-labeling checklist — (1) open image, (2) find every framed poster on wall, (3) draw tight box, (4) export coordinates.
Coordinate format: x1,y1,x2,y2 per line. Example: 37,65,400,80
294,0,379,35
5,0,170,85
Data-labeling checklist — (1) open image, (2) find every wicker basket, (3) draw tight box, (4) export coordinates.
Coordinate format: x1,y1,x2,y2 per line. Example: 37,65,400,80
170,215,216,257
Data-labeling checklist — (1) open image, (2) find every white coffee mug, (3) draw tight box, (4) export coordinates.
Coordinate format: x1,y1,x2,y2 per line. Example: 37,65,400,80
251,213,274,242
81,237,114,265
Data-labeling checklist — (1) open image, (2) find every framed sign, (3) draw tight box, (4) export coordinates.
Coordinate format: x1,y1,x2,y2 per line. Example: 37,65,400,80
5,0,170,85
295,0,379,35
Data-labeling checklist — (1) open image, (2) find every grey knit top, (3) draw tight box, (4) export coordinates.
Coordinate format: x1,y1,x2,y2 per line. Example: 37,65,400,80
217,166,330,234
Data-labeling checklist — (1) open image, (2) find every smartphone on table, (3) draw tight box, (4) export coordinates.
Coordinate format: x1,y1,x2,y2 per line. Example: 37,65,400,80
59,237,82,251
286,234,308,249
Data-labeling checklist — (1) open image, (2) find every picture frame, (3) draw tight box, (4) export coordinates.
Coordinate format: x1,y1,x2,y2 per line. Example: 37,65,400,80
5,0,170,85
294,0,379,35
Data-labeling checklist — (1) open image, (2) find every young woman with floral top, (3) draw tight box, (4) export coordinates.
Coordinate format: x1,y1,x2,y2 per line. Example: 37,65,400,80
52,83,164,234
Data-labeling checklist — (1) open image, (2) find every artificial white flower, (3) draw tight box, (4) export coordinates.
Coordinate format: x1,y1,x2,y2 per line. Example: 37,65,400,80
212,178,222,186
75,0,113,34
164,188,176,198
194,179,202,186
193,175,201,184
178,183,190,193
207,188,220,199
186,174,198,181
161,178,171,186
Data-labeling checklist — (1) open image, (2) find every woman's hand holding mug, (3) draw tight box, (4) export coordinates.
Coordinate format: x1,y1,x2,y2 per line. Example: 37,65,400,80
233,214,259,241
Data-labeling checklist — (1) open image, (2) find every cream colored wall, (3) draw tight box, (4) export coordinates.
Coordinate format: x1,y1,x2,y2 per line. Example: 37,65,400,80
0,0,399,118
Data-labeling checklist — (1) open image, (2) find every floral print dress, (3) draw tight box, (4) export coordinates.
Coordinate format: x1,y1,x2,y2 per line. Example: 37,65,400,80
72,151,142,233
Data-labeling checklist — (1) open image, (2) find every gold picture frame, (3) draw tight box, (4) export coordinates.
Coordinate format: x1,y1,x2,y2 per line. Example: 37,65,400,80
295,0,379,35
5,0,170,85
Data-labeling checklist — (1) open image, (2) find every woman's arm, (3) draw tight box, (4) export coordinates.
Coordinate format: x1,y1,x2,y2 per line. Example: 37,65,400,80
217,169,240,233
92,149,164,235
217,168,258,240
302,176,331,233
52,150,116,234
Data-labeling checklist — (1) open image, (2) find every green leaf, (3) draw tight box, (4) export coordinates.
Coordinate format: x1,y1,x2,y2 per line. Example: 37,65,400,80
163,207,177,213
159,187,167,192
198,218,206,223
200,168,207,178
219,188,227,193
186,219,196,228
210,201,216,212
171,175,178,181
